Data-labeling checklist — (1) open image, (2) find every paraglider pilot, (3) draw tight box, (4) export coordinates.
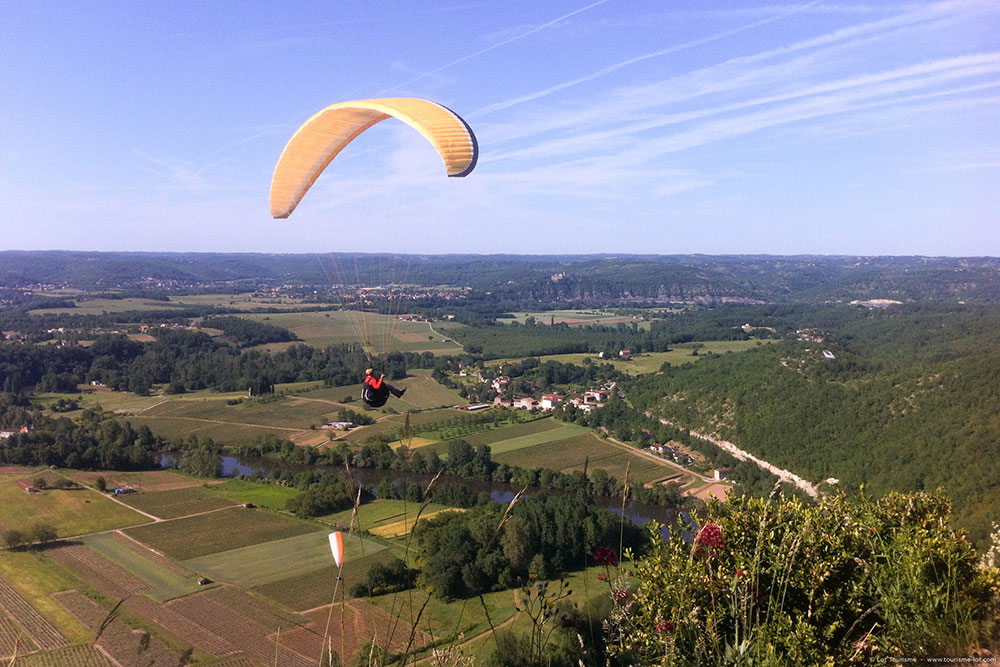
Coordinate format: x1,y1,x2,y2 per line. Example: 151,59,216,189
361,369,405,407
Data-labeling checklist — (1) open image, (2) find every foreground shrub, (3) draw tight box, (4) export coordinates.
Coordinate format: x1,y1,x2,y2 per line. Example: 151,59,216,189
605,489,999,665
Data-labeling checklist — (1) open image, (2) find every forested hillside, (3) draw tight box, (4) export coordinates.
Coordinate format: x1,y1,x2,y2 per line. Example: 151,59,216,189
629,303,1000,544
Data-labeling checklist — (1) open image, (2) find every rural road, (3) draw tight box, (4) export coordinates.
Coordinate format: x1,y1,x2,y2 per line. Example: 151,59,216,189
653,416,819,498
602,435,717,485
426,321,464,351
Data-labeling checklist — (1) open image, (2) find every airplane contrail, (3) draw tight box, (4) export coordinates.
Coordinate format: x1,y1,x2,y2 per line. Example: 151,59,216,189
376,0,612,95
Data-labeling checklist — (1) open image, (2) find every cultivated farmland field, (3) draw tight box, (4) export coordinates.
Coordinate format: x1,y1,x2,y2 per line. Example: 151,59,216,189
63,469,205,493
139,396,338,429
320,499,452,533
79,533,206,601
469,423,592,456
340,407,467,443
124,507,318,560
368,508,463,538
27,297,192,316
117,485,237,519
485,339,773,374
177,292,337,311
0,470,148,537
497,310,649,327
242,310,466,354
181,530,384,591
251,548,401,612
494,433,669,484
455,417,563,445
122,395,339,445
0,551,90,644
7,644,111,667
202,478,300,510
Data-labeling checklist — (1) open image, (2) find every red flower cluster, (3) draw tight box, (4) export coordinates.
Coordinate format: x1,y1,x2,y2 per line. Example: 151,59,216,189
611,588,629,604
593,546,619,566
696,523,725,550
655,620,675,634
597,572,608,581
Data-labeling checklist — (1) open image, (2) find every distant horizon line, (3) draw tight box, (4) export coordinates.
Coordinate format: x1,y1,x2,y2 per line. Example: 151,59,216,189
2,249,998,261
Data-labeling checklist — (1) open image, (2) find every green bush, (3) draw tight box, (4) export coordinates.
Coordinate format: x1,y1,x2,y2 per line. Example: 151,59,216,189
603,489,999,665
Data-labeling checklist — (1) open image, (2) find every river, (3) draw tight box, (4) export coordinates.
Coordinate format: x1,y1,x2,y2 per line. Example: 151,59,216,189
159,452,680,536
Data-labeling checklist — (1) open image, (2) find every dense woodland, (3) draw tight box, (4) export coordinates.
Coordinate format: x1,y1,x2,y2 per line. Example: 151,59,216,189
629,303,1000,545
413,492,643,600
0,330,431,395
0,394,161,470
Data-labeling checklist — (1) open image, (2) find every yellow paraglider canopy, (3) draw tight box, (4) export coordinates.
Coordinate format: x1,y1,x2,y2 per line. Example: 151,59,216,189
269,97,478,219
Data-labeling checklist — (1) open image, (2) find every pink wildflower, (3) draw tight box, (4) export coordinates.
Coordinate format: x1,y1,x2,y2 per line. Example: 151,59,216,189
695,523,725,550
593,546,619,566
611,588,629,604
597,572,608,581
655,620,675,634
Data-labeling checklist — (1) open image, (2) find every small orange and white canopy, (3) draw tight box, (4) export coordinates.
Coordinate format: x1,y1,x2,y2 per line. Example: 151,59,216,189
328,531,345,568
269,97,478,219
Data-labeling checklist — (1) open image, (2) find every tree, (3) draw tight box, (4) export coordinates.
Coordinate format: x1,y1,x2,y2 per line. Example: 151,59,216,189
95,476,107,492
30,523,57,547
2,530,26,550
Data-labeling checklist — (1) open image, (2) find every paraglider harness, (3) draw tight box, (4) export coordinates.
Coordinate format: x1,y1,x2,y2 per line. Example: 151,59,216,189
361,374,388,408
361,369,404,408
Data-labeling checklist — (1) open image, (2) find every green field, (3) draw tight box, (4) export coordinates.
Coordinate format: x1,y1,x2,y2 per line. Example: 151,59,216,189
252,547,400,611
485,340,772,374
201,479,300,510
121,394,339,445
178,293,338,311
139,395,337,428
340,407,467,443
320,499,452,533
123,507,318,561
62,469,206,493
494,433,668,484
79,533,207,601
0,550,91,643
455,418,562,445
0,470,149,537
33,390,170,414
466,422,590,456
116,485,237,519
27,297,192,316
241,310,467,354
496,310,649,327
27,292,341,316
181,530,384,591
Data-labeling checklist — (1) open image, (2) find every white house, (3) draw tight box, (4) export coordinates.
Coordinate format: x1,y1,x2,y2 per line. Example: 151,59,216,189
539,393,562,410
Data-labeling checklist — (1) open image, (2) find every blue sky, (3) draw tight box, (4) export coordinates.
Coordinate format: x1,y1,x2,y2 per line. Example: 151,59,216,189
1,1,997,255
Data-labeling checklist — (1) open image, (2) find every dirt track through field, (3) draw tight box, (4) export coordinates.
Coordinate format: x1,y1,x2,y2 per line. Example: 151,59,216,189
133,415,306,432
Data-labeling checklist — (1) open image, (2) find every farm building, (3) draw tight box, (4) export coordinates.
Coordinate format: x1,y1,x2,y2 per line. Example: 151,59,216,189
14,479,37,493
